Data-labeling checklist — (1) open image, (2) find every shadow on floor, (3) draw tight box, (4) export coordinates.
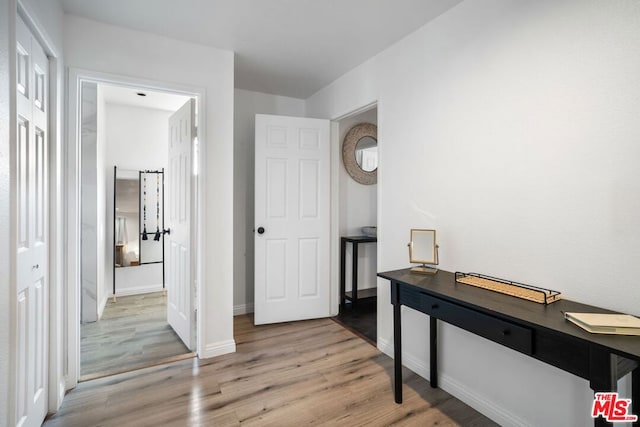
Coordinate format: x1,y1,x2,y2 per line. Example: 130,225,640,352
332,297,377,345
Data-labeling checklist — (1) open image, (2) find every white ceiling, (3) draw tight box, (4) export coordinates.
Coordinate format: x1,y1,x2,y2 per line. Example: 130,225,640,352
101,83,191,111
60,0,463,99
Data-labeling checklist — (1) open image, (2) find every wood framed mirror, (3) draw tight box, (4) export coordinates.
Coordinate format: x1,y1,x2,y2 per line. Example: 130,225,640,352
342,123,377,185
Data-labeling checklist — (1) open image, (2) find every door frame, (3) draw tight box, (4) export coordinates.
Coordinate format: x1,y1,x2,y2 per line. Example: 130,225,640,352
65,68,206,389
328,101,379,317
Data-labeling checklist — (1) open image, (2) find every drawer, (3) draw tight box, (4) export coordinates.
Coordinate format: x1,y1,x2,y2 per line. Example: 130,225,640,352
398,286,422,312
421,293,533,355
534,331,589,379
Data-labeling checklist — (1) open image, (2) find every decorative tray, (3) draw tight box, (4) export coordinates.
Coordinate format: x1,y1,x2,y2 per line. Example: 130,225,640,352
455,272,561,305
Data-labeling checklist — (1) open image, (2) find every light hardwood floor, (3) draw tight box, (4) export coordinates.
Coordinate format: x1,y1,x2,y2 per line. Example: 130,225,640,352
47,315,497,426
81,292,191,379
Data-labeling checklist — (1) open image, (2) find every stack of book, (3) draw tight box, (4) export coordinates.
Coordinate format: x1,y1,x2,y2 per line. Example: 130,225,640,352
564,312,640,336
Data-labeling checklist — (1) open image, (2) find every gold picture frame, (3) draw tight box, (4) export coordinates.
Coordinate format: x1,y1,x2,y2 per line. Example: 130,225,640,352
409,229,439,274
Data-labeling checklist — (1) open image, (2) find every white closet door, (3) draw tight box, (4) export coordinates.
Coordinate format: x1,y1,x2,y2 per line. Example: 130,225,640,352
14,15,49,427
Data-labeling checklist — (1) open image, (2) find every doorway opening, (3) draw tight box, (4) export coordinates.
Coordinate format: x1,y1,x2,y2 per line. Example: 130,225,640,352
332,105,378,344
76,80,199,381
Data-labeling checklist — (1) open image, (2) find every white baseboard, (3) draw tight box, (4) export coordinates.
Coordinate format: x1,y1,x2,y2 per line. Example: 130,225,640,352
234,303,254,316
113,284,164,297
201,339,236,359
377,338,527,427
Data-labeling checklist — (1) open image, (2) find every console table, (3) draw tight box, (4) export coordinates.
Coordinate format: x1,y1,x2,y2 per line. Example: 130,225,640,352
378,268,640,427
340,236,377,310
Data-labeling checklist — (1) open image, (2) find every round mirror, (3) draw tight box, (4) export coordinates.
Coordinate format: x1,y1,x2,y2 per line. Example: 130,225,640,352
342,123,377,185
355,136,378,172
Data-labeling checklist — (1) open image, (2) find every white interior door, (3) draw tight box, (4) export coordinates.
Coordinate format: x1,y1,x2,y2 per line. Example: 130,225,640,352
14,15,49,427
254,114,331,325
166,99,194,349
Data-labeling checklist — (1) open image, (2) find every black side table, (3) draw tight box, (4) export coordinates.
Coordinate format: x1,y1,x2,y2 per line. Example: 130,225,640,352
340,235,377,311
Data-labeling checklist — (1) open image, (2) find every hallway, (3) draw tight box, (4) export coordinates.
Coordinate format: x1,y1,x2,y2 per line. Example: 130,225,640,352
47,315,496,426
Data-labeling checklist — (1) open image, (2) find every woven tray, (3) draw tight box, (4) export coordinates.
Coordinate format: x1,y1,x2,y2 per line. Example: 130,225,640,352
455,272,561,305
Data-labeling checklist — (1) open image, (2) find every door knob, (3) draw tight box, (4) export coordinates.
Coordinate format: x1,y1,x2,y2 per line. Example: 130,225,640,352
257,227,265,235
163,228,171,235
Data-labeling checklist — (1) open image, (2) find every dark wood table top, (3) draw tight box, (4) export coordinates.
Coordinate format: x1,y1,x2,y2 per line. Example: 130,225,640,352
342,235,377,243
379,268,640,361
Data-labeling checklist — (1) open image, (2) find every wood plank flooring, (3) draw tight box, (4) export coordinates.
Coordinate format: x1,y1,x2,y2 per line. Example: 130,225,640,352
81,292,191,379
48,315,497,426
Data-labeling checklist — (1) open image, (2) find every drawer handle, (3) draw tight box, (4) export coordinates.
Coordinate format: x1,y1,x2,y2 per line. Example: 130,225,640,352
501,329,510,336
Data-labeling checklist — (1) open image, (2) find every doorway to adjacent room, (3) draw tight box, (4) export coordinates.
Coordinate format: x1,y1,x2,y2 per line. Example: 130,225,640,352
73,79,199,381
332,105,378,345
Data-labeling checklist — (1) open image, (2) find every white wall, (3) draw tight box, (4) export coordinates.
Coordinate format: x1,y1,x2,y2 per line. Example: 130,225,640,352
105,103,171,171
233,89,306,314
96,85,107,316
79,82,109,323
79,83,108,322
64,14,235,358
104,102,171,301
338,108,378,292
307,1,640,426
80,81,99,322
